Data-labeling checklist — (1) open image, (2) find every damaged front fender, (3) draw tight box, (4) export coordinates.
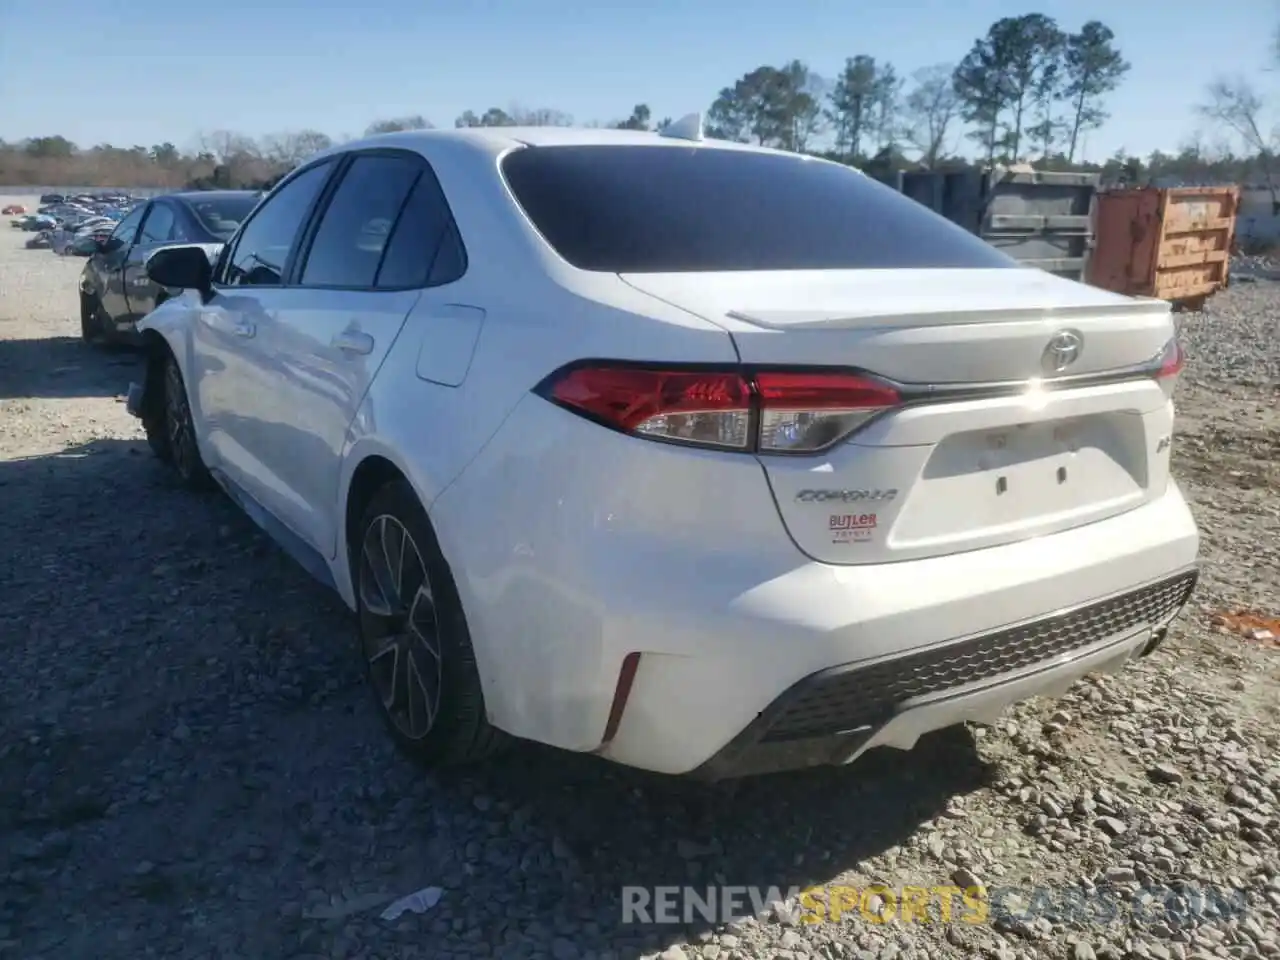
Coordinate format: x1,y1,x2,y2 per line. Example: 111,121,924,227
125,300,190,429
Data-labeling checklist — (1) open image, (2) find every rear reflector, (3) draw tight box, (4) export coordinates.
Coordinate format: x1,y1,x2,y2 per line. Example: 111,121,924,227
538,363,900,454
601,652,642,745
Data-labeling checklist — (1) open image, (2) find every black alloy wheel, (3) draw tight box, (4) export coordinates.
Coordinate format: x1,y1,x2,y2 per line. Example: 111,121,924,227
355,479,506,767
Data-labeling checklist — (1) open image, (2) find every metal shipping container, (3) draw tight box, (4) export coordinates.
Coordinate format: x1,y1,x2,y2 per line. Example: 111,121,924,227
880,168,1099,281
1089,186,1239,305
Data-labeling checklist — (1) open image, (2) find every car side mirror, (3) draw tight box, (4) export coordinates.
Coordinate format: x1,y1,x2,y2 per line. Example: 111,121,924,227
146,245,214,302
99,236,123,253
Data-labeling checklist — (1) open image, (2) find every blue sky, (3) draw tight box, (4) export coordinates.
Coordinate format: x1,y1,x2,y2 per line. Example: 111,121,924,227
1,0,1273,161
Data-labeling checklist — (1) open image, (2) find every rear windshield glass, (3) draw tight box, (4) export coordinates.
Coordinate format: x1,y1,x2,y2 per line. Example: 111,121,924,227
188,196,259,239
500,145,1018,273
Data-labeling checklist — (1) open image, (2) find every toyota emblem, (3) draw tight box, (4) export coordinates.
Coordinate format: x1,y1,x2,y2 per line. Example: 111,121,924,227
1042,329,1083,373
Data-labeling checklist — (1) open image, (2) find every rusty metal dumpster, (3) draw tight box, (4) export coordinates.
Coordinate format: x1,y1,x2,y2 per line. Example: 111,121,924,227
1089,186,1239,304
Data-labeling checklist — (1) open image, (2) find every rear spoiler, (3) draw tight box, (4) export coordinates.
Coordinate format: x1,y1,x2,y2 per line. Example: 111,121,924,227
726,297,1172,332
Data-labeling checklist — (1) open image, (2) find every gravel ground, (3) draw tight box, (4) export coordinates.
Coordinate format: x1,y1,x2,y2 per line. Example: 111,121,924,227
1,194,1278,960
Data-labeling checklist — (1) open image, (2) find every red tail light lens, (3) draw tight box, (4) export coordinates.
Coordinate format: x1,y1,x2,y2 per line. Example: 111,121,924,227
545,366,751,450
755,371,901,453
1154,337,1185,380
539,363,900,454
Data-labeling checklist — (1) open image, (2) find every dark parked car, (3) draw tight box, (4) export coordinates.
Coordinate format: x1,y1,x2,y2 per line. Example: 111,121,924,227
78,190,259,344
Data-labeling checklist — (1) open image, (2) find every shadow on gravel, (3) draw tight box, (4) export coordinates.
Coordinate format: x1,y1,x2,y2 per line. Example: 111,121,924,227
0,436,997,960
0,335,141,399
459,730,996,954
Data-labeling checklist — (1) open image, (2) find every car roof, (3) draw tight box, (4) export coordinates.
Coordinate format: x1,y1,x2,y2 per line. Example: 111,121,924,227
307,124,811,164
166,190,260,203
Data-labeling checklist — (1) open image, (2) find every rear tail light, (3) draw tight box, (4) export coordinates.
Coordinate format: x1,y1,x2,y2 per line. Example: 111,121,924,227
537,363,900,454
543,366,751,450
755,371,901,453
1154,337,1185,380
1152,337,1185,399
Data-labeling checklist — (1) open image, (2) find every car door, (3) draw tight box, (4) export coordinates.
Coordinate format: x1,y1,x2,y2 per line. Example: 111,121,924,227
121,200,177,320
95,203,149,319
229,150,459,556
189,159,338,506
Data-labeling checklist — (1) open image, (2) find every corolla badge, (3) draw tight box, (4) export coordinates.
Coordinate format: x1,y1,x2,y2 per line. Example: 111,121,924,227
1042,329,1084,373
795,489,898,503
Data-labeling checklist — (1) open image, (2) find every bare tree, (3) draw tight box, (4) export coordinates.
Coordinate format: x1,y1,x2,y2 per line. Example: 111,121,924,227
1198,77,1277,209
456,107,517,127
191,130,270,189
507,105,574,126
902,64,960,168
364,115,433,135
868,63,903,154
197,130,260,163
261,130,333,166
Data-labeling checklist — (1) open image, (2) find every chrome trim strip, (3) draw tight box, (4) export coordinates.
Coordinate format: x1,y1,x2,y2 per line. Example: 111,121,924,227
882,352,1170,403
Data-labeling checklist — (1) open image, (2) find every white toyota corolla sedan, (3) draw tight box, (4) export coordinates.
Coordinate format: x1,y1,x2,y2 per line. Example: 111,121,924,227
128,119,1199,780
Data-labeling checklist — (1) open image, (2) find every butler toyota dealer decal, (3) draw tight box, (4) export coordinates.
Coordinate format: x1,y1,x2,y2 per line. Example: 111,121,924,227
830,513,878,543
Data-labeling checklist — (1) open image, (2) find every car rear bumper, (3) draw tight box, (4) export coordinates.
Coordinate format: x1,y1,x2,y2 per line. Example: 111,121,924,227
688,566,1195,779
595,486,1200,776
433,394,1201,777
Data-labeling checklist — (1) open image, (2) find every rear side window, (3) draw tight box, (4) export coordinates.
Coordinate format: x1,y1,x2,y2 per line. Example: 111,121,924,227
500,145,1019,273
140,203,175,243
301,154,422,288
110,204,147,246
375,171,465,289
189,196,258,240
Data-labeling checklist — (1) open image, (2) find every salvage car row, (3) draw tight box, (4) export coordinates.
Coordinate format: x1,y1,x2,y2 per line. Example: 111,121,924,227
16,190,262,343
15,190,264,344
11,193,136,255
74,190,259,343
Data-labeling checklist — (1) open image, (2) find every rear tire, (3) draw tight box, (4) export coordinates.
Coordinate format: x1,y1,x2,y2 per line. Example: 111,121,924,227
159,354,212,490
355,479,507,768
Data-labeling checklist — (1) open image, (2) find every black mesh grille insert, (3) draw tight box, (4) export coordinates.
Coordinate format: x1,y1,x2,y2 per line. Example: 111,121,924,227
761,571,1197,743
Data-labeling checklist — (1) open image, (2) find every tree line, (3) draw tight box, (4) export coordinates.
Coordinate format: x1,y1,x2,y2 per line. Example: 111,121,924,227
703,14,1125,169
1,12,1274,192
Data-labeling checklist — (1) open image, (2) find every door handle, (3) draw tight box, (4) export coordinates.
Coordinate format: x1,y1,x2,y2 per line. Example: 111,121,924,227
331,330,374,355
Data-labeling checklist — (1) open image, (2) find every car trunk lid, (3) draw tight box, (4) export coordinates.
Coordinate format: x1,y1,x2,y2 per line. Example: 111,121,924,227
621,267,1173,383
619,267,1178,565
